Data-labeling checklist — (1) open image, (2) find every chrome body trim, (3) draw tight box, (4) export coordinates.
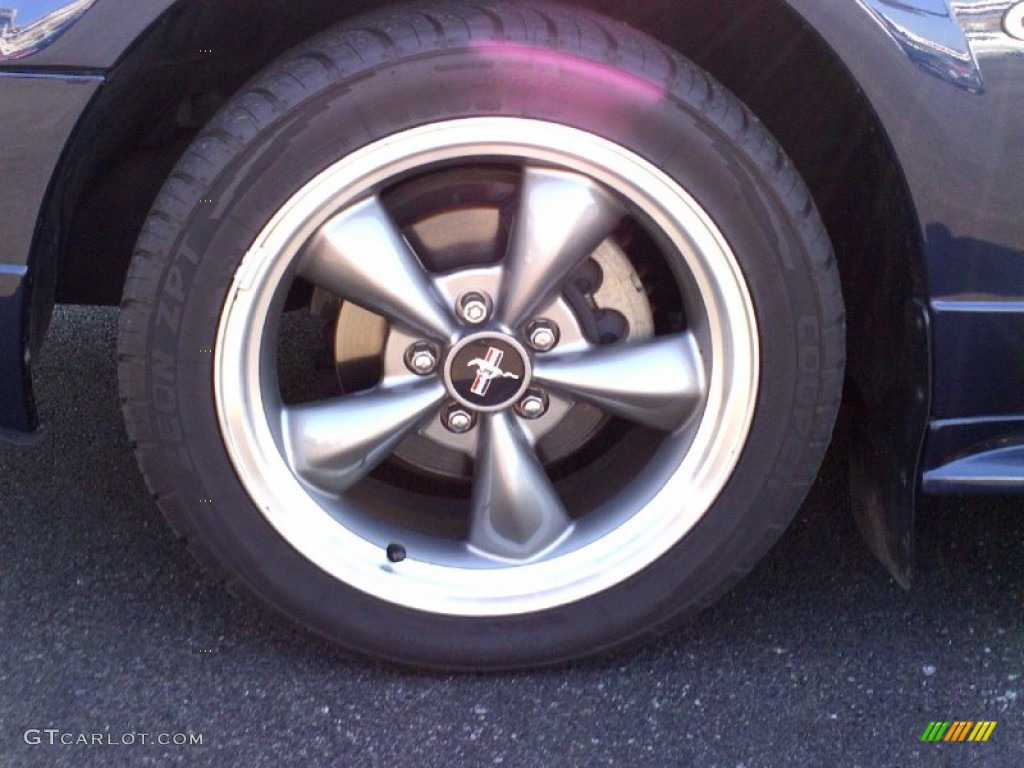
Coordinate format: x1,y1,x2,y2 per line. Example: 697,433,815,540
0,1,95,61
1003,1,1024,38
955,0,1024,51
858,0,983,91
855,0,1024,92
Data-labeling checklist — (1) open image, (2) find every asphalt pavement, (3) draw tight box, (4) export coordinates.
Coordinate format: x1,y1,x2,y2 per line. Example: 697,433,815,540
1,305,1021,767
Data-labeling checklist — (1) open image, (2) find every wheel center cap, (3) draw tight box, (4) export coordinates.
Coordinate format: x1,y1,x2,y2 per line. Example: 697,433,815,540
444,333,532,412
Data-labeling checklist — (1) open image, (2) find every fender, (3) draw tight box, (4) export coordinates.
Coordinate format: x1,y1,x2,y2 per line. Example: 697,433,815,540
0,1,173,436
785,0,1024,583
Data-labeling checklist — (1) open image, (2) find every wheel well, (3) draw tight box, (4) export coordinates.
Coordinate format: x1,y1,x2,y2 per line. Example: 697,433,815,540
596,0,926,398
52,0,922,400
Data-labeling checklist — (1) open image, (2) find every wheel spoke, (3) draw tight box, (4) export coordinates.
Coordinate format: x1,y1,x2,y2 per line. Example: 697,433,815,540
282,380,447,493
533,333,705,431
496,167,624,329
469,411,573,560
299,195,455,339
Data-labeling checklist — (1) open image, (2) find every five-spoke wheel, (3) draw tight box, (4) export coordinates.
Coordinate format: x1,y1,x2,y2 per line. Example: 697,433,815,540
214,118,757,615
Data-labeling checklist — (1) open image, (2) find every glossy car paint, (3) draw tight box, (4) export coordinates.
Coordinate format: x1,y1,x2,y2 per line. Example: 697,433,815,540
0,71,100,434
777,0,1024,574
0,0,172,433
803,1,1024,493
0,2,1021,504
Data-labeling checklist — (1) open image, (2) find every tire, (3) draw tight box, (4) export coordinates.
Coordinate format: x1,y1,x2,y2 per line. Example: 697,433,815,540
118,0,844,670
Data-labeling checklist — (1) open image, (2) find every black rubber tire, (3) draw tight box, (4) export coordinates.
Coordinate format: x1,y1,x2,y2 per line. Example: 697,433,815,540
118,0,844,670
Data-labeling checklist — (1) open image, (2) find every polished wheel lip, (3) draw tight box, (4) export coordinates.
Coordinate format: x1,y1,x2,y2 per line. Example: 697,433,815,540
214,117,759,617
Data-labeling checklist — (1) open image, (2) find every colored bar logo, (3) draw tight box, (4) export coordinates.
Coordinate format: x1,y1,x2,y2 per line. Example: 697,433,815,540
920,721,997,742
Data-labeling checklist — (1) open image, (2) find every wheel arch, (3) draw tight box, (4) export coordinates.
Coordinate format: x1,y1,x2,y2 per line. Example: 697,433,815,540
602,0,930,585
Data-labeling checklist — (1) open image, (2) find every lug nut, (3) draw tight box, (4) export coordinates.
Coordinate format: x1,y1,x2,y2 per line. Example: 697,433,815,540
405,341,439,376
443,405,476,434
516,389,548,420
526,319,560,352
458,291,491,325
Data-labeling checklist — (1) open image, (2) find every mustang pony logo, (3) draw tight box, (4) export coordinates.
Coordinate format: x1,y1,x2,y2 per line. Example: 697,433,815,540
468,347,520,396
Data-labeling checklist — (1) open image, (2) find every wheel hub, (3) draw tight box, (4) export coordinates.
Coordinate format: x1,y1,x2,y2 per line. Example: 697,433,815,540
444,332,532,412
324,196,654,478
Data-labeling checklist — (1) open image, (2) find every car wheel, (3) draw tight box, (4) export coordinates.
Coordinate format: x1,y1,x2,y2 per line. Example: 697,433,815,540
118,0,844,669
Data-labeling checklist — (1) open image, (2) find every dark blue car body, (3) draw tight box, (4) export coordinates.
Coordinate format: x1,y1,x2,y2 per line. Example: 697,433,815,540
2,0,1023,582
